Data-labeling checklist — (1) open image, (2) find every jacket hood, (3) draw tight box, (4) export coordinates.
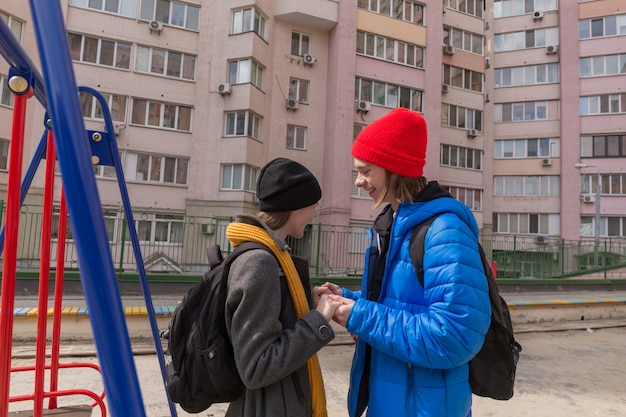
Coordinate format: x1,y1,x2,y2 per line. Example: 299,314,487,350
395,181,480,240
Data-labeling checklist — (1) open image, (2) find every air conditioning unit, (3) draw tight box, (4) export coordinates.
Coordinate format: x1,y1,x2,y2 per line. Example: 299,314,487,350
303,54,317,65
546,45,558,54
535,236,546,244
582,195,596,203
485,56,491,68
149,20,163,32
286,98,299,110
200,224,215,235
217,83,231,95
442,84,449,94
484,21,490,31
541,158,552,166
533,10,544,20
467,128,478,138
356,100,371,113
443,45,455,56
484,93,490,103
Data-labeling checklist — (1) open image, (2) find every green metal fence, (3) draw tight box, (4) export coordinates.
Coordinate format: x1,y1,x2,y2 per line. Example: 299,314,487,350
2,204,625,279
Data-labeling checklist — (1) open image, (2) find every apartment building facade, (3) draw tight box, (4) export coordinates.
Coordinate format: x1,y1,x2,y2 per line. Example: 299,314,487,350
0,0,625,273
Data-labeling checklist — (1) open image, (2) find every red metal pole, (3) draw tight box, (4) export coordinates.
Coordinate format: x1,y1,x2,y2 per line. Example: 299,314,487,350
0,89,31,415
48,186,67,409
33,130,56,417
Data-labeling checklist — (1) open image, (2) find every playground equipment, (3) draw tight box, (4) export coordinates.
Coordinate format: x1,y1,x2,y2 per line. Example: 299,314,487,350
0,2,176,416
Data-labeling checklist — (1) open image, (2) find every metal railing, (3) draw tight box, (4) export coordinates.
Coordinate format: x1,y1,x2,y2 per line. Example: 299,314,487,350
3,203,625,279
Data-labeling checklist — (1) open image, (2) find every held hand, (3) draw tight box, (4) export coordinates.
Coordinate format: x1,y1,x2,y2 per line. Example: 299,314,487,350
320,282,342,296
328,295,354,327
316,294,343,322
312,282,342,307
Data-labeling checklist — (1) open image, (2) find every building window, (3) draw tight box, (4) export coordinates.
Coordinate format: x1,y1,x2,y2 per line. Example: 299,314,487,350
0,139,9,171
493,0,558,18
1,74,14,107
494,176,560,196
289,78,310,104
495,63,559,87
79,91,128,123
494,28,559,52
224,111,261,140
52,208,119,242
441,104,483,131
135,46,196,80
443,64,483,92
131,98,192,131
494,101,556,122
131,212,185,244
579,14,626,39
355,77,423,112
580,53,626,77
580,135,626,158
232,7,266,39
493,213,554,235
445,186,483,211
140,0,200,30
94,164,118,179
286,125,307,150
358,0,425,25
444,0,483,18
291,32,310,56
443,27,483,55
353,123,366,140
228,59,264,90
357,31,425,68
579,173,618,196
1,11,23,41
495,138,556,159
580,217,611,238
440,144,482,170
68,33,131,70
351,171,370,198
221,164,258,192
580,94,626,115
125,152,189,184
69,0,136,17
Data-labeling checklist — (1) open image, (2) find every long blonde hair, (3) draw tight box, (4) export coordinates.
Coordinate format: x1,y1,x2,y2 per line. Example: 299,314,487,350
373,172,428,209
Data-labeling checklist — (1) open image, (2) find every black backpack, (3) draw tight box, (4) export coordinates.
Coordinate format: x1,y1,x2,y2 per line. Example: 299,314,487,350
409,215,522,400
162,242,270,413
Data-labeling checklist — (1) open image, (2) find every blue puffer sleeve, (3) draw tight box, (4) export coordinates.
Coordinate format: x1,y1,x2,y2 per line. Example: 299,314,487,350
345,214,491,370
343,287,361,300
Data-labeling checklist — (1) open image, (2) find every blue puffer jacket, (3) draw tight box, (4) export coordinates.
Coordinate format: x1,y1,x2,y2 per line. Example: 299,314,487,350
343,197,491,417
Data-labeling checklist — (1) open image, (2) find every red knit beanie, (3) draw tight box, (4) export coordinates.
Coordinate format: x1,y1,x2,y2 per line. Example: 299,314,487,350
351,108,427,177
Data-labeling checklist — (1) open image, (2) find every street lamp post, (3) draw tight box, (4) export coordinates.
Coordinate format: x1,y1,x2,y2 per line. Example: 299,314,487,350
574,163,601,268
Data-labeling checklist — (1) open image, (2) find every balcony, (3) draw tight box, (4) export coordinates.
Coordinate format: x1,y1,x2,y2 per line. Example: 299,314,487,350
274,0,339,31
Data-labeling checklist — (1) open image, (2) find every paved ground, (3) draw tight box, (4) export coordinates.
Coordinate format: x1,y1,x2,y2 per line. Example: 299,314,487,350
5,289,626,416
7,325,626,416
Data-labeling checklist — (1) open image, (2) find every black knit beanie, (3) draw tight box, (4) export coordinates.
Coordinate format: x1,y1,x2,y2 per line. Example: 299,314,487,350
257,158,322,212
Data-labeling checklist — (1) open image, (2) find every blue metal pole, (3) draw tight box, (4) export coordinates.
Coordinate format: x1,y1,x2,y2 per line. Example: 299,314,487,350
28,2,146,416
79,86,178,416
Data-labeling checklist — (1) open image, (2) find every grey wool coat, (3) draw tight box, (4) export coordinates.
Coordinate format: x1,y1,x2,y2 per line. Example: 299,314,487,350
224,216,335,417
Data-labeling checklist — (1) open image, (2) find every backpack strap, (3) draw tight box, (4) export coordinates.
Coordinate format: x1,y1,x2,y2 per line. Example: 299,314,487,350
409,215,441,287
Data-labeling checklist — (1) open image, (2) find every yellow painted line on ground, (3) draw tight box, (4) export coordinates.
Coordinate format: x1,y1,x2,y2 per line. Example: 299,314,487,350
26,308,38,317
545,300,574,305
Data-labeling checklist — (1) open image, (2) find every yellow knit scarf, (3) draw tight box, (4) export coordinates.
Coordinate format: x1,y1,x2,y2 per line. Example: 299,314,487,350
226,222,328,417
